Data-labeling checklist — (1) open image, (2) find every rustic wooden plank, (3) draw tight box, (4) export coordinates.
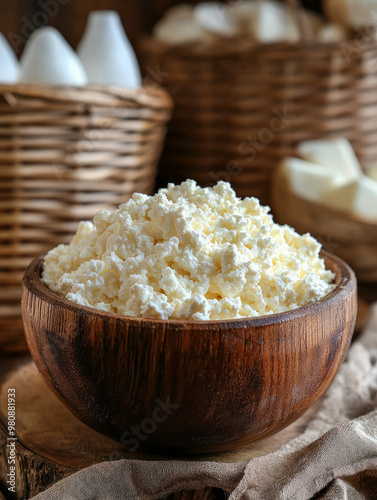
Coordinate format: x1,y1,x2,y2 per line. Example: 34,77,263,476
0,413,74,500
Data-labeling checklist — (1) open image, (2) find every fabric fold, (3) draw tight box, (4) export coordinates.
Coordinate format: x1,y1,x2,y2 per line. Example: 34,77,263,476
31,461,245,500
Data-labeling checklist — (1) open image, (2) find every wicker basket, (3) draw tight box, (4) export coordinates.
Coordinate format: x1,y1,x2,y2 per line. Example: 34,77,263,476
0,83,172,352
142,14,377,204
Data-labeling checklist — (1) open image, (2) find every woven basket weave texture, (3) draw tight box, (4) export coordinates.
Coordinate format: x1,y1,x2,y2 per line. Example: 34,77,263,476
142,37,377,203
0,84,172,351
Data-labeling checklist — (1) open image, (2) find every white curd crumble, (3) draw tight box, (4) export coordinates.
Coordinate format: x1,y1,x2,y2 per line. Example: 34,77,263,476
42,180,335,320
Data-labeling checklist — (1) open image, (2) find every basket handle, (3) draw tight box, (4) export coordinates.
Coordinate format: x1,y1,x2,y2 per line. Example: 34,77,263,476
285,0,311,41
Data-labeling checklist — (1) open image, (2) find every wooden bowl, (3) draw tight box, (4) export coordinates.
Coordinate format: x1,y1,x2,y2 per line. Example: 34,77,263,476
272,168,377,283
21,253,357,454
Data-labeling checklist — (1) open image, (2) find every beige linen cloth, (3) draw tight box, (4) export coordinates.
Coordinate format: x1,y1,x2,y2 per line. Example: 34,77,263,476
33,305,377,500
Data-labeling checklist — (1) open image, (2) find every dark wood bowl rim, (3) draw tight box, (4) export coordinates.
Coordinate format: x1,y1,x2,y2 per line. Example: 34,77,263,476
22,250,356,329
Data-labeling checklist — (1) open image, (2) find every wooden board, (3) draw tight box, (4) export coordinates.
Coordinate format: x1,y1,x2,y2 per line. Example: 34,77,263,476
0,361,319,499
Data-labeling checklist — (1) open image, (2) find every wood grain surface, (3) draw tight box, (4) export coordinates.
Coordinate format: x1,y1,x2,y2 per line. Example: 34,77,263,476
21,252,357,454
0,361,320,500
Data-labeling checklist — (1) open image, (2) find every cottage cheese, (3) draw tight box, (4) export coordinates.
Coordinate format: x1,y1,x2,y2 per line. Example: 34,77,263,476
42,180,335,320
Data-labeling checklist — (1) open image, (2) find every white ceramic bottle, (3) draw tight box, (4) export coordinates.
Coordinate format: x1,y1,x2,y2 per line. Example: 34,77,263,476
0,32,19,83
20,27,87,86
77,11,142,88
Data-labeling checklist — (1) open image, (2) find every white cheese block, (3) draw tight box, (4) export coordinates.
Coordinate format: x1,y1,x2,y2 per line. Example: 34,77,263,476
318,23,349,42
322,176,377,221
298,138,362,183
20,27,87,86
249,1,300,43
194,2,239,37
282,157,342,202
321,180,358,213
77,11,141,88
0,33,19,83
229,1,258,33
231,0,302,40
164,4,194,21
153,4,205,44
153,17,204,44
367,166,377,182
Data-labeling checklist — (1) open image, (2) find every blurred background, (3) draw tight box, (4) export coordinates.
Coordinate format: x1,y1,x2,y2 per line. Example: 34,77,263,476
1,0,377,358
2,0,323,61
